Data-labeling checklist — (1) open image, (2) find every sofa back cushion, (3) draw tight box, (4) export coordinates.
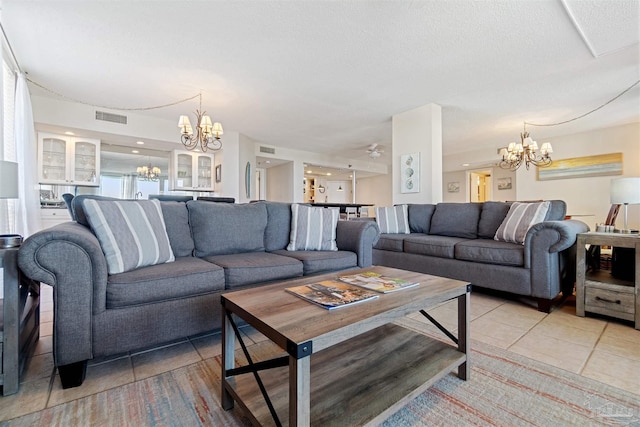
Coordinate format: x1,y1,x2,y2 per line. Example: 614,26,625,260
159,201,195,257
408,204,436,234
72,195,124,227
478,201,512,239
259,201,293,251
545,200,566,221
429,203,482,238
494,201,551,244
83,199,175,275
188,201,268,257
375,205,410,234
287,204,339,251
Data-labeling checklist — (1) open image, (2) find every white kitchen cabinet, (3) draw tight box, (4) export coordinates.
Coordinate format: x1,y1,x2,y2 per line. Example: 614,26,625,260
38,133,100,186
170,150,214,191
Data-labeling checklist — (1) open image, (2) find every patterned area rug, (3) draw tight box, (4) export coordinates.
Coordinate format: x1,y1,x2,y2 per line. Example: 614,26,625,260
3,339,639,426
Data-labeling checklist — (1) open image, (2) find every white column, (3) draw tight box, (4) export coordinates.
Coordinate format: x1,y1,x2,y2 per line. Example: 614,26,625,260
391,103,443,205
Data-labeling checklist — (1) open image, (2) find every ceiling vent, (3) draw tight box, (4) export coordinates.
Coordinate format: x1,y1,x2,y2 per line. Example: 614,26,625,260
259,145,276,154
95,111,128,125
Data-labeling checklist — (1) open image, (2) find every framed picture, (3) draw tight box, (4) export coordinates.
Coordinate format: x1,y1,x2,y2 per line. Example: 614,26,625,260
497,177,512,190
215,164,222,183
536,153,622,181
400,153,420,193
447,182,460,193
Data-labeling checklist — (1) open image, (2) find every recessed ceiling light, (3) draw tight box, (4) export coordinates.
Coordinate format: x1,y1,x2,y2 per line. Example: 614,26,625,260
132,150,139,154
64,131,75,136
265,160,271,164
136,141,145,145
462,163,470,167
307,170,312,174
327,173,332,176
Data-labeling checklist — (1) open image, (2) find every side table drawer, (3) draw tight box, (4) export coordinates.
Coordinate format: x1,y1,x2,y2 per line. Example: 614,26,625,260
585,282,634,321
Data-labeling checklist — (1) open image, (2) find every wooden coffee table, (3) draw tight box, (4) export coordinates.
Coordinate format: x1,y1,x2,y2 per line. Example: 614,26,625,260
220,266,470,426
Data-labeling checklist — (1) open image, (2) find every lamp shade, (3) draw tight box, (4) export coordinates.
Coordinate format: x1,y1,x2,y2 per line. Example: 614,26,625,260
0,160,19,199
610,177,640,204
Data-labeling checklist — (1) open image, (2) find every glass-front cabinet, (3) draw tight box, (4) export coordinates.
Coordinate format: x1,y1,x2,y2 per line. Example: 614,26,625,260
170,150,214,191
38,133,100,186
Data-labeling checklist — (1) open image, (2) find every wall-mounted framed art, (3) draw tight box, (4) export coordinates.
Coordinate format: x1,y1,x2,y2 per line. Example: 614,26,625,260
400,153,420,193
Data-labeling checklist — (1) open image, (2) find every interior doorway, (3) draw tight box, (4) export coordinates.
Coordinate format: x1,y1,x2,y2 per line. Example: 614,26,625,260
469,170,492,202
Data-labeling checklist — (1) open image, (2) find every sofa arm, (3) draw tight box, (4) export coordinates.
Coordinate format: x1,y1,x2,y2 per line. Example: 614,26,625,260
18,222,109,366
336,220,380,267
524,219,590,260
523,219,590,299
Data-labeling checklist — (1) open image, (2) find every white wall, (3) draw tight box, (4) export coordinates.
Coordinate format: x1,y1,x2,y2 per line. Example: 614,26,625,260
517,122,640,229
391,104,443,205
356,173,393,216
266,161,294,202
238,133,257,203
445,122,640,229
442,170,467,202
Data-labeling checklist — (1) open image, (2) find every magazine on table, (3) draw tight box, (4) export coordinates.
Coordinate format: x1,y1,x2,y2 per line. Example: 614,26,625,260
338,271,419,293
285,280,379,310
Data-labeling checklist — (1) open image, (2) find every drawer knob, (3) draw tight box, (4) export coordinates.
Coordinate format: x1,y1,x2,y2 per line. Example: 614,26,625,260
595,296,621,305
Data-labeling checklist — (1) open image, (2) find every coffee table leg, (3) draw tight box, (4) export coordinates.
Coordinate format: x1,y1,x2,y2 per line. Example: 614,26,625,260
289,355,311,426
457,289,470,380
221,308,235,410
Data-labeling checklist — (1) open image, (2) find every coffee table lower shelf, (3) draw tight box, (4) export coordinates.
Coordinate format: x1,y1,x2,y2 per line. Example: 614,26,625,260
224,323,466,426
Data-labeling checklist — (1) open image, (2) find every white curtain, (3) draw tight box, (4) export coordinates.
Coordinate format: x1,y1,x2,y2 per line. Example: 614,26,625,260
14,73,41,236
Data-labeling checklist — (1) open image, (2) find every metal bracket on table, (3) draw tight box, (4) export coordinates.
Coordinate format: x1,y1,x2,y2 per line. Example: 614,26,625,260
420,284,471,345
225,311,283,427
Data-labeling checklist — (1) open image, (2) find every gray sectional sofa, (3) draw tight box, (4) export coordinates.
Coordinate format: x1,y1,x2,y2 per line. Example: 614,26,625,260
373,201,589,312
18,198,379,388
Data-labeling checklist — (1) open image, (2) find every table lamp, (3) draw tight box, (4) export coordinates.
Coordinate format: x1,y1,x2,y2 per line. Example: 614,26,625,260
0,160,22,248
610,177,640,233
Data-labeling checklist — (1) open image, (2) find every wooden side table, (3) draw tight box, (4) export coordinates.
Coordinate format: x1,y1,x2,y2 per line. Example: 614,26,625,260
0,247,41,395
576,232,639,330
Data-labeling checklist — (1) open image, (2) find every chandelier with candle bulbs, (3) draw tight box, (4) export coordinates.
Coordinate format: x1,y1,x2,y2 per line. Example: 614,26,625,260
137,163,161,181
499,123,553,171
178,93,224,152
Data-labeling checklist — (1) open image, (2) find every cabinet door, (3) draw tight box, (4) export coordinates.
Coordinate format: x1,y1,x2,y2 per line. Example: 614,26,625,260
195,154,214,190
71,139,100,186
38,134,68,184
174,152,194,189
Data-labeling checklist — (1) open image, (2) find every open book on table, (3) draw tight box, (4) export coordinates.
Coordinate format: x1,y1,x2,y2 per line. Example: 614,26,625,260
286,280,379,310
338,271,419,293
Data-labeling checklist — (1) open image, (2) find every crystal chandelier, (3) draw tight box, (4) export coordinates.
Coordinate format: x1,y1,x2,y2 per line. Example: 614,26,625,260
137,163,161,181
499,124,553,171
178,93,223,152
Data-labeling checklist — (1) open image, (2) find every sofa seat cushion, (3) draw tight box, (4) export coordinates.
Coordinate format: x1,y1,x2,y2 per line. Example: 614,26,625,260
271,249,357,275
373,233,414,252
403,235,467,259
107,257,225,309
455,239,524,267
203,252,303,289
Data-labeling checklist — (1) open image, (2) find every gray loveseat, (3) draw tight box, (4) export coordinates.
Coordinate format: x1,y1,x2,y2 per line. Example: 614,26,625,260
18,198,380,388
373,201,589,312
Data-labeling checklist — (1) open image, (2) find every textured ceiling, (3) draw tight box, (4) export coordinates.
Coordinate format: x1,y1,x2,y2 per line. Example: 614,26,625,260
2,0,638,166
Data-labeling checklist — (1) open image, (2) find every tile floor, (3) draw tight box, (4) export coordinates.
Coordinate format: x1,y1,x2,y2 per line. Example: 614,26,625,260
1,284,639,423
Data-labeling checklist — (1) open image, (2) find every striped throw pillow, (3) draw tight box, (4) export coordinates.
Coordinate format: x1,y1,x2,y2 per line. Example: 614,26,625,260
494,201,550,245
83,199,175,274
287,204,339,251
375,205,410,234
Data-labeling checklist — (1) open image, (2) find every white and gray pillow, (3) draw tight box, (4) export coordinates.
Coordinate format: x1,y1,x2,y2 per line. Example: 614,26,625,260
375,205,410,234
494,201,551,245
287,204,339,251
83,199,175,274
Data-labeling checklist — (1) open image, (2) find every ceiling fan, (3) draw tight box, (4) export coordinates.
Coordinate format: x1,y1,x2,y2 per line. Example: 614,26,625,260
366,143,384,158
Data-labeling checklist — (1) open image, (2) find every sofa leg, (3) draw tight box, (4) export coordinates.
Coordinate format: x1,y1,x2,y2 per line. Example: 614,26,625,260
58,360,88,389
536,298,552,313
